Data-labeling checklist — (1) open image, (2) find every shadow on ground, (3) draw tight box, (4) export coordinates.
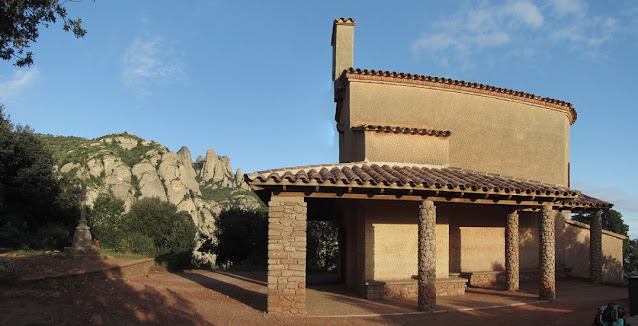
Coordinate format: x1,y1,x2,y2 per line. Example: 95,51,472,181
177,270,267,312
0,256,212,325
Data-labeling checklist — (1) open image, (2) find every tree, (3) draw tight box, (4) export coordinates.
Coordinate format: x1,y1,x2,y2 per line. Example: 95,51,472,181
0,104,80,248
124,197,197,270
572,209,628,237
1,0,88,67
307,220,339,273
88,191,125,248
212,207,267,269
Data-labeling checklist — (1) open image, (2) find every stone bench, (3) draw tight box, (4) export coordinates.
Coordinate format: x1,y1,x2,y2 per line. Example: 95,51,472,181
458,268,570,289
364,276,468,299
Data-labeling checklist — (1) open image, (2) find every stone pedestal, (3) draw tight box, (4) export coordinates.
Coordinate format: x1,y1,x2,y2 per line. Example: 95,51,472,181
65,220,103,258
539,205,556,301
505,210,520,291
418,200,436,311
267,195,307,315
590,210,603,284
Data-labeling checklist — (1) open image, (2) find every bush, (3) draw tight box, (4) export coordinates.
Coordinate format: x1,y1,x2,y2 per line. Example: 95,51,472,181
212,207,267,269
88,191,125,248
33,223,71,250
0,214,27,248
115,232,156,256
124,197,196,270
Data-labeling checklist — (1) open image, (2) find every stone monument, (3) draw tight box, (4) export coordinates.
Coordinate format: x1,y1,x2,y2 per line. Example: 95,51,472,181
65,159,104,259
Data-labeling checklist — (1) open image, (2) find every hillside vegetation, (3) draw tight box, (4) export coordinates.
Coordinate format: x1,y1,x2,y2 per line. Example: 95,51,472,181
35,132,263,265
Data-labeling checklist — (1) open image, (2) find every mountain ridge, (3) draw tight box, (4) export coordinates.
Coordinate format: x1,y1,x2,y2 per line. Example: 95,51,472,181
36,132,262,248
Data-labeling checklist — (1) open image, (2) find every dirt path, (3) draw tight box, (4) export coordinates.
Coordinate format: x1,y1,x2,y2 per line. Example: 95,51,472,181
0,255,631,325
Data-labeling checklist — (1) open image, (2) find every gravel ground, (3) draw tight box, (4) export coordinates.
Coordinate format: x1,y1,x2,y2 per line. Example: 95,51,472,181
0,254,631,325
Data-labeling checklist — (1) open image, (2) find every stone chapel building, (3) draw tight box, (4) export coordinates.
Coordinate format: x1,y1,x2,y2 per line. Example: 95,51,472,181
244,18,627,315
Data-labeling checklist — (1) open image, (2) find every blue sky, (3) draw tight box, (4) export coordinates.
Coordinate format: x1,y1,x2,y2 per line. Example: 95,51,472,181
1,1,637,237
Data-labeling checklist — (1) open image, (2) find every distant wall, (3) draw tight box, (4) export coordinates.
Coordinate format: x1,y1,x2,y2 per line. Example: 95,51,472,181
564,219,625,284
340,199,626,291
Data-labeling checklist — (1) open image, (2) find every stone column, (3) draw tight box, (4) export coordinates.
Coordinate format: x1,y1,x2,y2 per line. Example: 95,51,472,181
267,195,307,315
505,210,520,291
418,200,437,311
590,209,603,284
539,205,556,301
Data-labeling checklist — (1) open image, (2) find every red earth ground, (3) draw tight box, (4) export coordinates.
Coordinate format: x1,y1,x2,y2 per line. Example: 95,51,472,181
0,254,632,325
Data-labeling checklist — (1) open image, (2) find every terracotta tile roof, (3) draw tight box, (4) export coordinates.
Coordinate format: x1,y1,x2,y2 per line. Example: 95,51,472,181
339,68,577,124
563,193,613,209
245,162,578,198
353,125,451,137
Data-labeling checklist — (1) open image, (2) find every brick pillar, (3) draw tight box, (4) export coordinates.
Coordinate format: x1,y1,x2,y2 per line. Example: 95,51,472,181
267,195,307,315
590,209,603,284
418,200,436,311
539,205,556,301
505,210,520,291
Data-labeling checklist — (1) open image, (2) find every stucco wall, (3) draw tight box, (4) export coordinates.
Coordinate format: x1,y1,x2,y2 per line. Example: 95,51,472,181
357,131,449,164
341,199,624,289
448,204,507,273
341,200,366,295
352,200,450,281
341,81,570,185
519,211,540,270
564,220,625,284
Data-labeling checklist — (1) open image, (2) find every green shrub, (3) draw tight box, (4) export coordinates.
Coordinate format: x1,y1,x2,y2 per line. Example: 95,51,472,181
124,197,196,270
212,207,267,269
0,215,27,248
88,192,125,248
115,232,156,256
33,223,71,250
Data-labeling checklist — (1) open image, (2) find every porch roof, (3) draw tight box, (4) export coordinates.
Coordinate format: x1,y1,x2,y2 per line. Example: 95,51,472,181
244,162,611,210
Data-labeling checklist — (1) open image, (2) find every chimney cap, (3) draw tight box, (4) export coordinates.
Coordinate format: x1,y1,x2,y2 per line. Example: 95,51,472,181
334,18,357,25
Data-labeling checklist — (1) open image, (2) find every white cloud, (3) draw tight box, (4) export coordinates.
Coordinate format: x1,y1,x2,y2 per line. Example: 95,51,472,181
0,68,39,102
548,0,586,17
412,0,626,70
121,34,188,96
505,1,544,27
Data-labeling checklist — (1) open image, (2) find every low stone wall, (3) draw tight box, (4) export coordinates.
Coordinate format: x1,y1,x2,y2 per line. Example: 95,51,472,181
365,277,467,299
459,269,569,289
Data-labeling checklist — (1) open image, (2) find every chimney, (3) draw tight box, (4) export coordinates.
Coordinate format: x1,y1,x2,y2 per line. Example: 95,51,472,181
331,18,356,81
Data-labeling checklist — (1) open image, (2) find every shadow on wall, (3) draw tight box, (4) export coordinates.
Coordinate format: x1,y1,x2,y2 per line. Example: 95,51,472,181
448,208,623,285
603,254,623,285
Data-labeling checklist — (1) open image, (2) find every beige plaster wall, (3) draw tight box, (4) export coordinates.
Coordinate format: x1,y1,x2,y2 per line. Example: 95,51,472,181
331,24,354,81
564,221,625,284
341,200,366,294
358,131,449,165
519,211,540,270
342,81,570,185
447,204,507,273
349,200,450,281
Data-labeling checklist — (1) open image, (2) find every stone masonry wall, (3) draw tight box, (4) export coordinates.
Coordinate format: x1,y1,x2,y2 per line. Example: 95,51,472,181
267,196,307,315
461,269,568,289
366,280,466,299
